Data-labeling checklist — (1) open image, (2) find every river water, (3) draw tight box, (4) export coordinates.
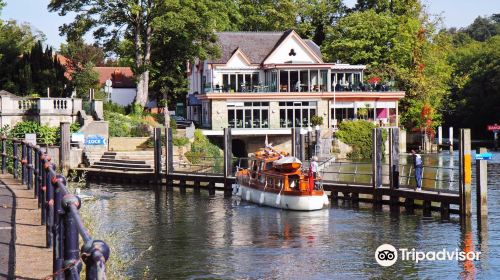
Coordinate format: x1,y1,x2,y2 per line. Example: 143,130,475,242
84,152,500,279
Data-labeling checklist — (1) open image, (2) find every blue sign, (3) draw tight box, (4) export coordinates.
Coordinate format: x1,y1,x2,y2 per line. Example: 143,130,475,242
85,135,107,146
475,153,492,160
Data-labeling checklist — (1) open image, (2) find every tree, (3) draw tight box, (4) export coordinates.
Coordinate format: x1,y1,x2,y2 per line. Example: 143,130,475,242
0,20,46,94
14,41,68,97
464,15,500,42
59,40,104,99
295,0,345,46
48,0,157,107
444,36,500,138
237,0,298,31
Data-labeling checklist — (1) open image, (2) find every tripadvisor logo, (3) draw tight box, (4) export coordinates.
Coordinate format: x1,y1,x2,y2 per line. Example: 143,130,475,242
374,244,481,267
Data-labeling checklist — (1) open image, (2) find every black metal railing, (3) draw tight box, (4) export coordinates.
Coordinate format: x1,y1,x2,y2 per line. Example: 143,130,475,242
1,136,109,279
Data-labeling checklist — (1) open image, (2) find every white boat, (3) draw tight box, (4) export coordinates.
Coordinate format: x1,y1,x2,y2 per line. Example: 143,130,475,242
233,148,329,211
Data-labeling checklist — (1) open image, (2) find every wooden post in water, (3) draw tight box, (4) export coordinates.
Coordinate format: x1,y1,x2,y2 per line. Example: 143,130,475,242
164,127,174,189
449,127,454,153
476,147,488,219
223,128,232,197
459,129,472,217
389,127,400,212
59,122,71,175
300,129,306,162
372,128,383,205
154,128,162,184
438,126,442,152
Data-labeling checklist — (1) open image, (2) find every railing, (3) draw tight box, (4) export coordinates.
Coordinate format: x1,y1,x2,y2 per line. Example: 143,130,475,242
319,161,459,193
0,136,109,279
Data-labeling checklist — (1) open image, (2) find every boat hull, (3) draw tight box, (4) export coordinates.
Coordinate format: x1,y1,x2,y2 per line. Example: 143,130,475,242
234,184,328,211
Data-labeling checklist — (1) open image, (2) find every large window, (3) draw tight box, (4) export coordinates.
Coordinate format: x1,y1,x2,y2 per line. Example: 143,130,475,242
279,101,317,128
331,108,355,122
221,73,259,92
228,102,269,128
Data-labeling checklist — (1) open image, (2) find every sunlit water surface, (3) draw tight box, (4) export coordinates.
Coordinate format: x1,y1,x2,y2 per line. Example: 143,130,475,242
84,152,500,279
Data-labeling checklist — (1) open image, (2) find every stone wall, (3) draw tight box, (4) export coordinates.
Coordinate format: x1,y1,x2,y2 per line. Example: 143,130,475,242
211,100,228,130
234,135,292,156
109,137,150,151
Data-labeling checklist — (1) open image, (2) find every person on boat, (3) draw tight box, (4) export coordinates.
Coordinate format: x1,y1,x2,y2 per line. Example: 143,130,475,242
310,156,319,179
411,150,423,191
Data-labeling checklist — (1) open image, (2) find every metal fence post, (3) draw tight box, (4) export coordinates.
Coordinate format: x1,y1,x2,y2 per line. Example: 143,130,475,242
62,194,82,278
53,174,65,278
40,153,47,224
1,136,6,174
27,144,33,190
13,141,18,179
21,142,27,185
82,240,110,279
46,160,55,248
34,147,39,199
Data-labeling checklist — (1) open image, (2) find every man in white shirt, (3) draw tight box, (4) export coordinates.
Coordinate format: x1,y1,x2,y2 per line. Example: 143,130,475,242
411,150,423,191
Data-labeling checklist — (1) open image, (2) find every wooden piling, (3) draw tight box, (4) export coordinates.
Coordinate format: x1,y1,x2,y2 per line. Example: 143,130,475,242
372,128,383,189
59,122,71,175
208,182,215,195
449,127,454,153
476,147,488,218
404,198,415,214
441,202,450,220
179,179,186,194
459,129,472,217
423,200,432,217
153,127,162,183
193,181,201,194
223,128,232,197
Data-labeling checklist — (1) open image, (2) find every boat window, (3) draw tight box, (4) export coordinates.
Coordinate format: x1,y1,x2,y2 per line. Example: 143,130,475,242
266,177,274,187
266,162,273,170
251,160,258,178
278,179,283,190
289,175,300,189
259,173,265,184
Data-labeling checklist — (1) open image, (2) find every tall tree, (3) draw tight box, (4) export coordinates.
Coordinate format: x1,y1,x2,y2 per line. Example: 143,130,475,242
295,0,345,45
48,0,157,107
463,15,500,42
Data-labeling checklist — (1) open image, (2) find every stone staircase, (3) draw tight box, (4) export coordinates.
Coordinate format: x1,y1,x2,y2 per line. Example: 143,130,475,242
89,151,155,173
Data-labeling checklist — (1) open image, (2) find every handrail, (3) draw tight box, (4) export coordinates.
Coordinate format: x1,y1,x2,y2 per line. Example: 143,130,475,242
0,136,109,279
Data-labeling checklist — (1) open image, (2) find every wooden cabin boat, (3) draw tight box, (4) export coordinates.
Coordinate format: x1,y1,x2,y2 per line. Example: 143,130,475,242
233,147,329,211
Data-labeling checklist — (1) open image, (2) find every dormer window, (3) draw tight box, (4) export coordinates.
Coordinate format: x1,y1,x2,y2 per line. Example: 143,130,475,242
289,49,296,56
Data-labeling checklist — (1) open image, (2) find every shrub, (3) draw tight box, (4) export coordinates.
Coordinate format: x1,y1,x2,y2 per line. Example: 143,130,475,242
172,136,189,147
185,129,222,172
130,123,152,137
311,115,324,126
336,120,386,159
10,121,59,145
169,118,177,129
104,101,126,115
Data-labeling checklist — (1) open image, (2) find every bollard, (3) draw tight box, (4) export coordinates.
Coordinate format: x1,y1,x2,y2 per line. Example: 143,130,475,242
476,147,488,218
21,142,27,185
1,136,6,174
13,141,18,179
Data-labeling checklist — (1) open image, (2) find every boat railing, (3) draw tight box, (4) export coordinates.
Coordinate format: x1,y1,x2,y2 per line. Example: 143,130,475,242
318,160,459,193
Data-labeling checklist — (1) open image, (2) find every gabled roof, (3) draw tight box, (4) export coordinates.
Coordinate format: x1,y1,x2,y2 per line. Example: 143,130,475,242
209,30,323,65
94,67,136,88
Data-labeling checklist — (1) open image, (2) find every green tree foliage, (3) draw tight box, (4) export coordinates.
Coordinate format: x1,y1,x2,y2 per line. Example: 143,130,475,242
10,41,68,96
463,14,500,42
48,0,158,106
444,36,500,138
0,20,45,93
336,120,386,159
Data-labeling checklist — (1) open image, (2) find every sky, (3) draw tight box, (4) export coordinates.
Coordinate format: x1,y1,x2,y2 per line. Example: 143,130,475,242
1,0,499,49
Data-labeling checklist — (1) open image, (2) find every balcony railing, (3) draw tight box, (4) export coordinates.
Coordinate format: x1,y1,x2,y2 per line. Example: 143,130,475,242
203,83,400,94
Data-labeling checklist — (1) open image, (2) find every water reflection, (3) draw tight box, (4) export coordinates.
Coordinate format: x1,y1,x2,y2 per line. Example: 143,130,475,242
83,152,500,279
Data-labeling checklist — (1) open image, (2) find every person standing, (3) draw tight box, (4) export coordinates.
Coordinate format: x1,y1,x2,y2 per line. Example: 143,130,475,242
411,150,423,191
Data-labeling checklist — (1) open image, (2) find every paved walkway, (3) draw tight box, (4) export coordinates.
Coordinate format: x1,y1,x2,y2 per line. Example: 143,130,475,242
0,174,52,279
